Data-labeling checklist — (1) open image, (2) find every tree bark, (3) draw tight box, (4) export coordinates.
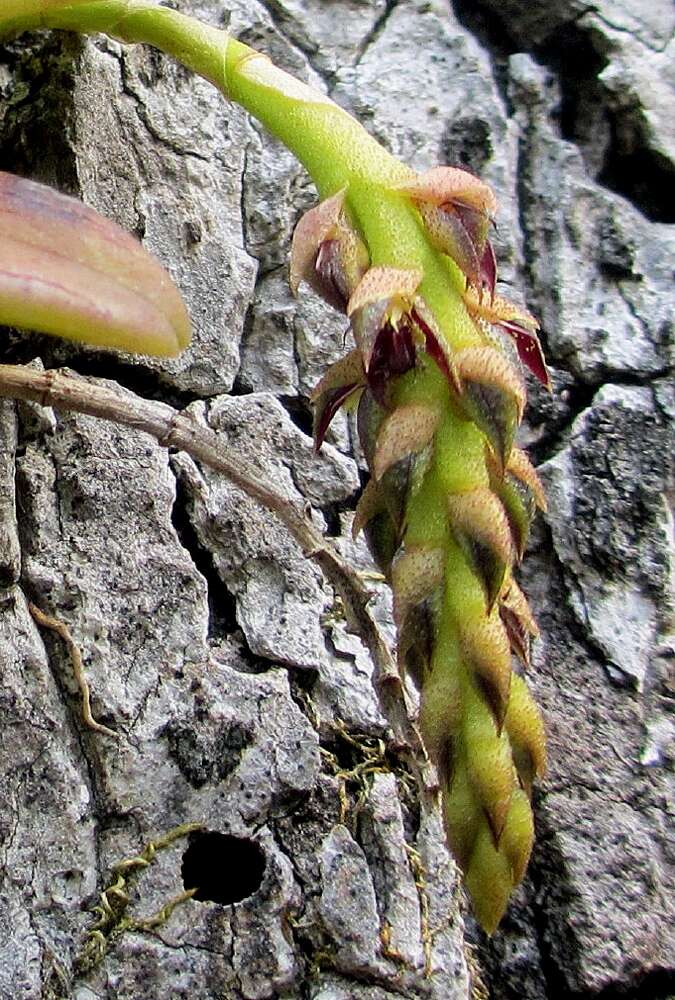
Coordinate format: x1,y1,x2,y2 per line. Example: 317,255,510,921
0,2,672,998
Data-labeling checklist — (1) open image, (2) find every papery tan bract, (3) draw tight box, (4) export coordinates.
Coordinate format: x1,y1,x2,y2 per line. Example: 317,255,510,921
396,166,498,298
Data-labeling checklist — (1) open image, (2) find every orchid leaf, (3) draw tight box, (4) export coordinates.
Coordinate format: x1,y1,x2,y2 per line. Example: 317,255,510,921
0,172,190,356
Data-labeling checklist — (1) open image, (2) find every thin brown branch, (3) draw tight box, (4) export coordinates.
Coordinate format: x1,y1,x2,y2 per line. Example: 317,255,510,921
28,600,118,738
1,363,430,781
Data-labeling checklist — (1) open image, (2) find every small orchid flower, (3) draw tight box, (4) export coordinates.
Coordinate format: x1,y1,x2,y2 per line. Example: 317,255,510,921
395,166,498,299
464,286,551,389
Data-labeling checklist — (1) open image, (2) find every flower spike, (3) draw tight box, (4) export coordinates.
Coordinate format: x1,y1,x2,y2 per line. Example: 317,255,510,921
302,166,548,934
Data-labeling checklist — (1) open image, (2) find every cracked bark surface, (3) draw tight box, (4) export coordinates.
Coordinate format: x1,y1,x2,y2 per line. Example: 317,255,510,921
0,1,673,998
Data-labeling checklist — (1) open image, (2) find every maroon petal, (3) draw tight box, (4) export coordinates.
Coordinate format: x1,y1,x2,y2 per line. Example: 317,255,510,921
453,202,490,255
289,188,346,296
351,298,390,370
312,227,370,312
367,320,416,403
479,239,497,302
499,321,551,389
313,382,361,450
313,238,351,312
411,304,456,389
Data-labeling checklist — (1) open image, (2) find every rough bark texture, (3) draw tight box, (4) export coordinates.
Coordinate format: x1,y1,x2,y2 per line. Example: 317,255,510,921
0,1,673,998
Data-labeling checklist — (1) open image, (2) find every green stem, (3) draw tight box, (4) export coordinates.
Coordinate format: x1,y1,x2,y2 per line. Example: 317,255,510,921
224,37,408,195
0,1,481,353
1,3,404,194
1,3,225,86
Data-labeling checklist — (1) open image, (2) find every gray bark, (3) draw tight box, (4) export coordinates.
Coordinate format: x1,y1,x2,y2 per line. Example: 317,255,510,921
0,1,673,998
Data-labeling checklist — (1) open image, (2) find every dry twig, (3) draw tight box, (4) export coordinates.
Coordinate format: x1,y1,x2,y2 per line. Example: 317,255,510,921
28,601,118,738
2,363,431,787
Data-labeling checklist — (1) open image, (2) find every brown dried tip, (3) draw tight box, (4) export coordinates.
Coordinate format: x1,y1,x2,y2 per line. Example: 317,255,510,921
311,348,365,449
499,580,539,667
507,448,548,512
0,171,190,356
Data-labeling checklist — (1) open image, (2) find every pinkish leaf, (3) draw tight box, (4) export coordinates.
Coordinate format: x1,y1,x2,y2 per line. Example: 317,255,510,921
507,448,547,512
447,488,514,610
0,171,190,356
310,225,370,312
373,402,441,480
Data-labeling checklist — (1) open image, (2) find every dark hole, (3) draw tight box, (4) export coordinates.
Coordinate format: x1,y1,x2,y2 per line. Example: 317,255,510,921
279,395,314,437
181,831,266,905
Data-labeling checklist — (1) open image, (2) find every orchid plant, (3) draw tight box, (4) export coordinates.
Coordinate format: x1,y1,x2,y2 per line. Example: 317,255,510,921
0,0,549,934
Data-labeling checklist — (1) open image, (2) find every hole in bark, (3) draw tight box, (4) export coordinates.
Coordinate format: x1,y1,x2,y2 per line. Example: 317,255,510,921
170,478,239,640
279,394,314,437
181,831,266,904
